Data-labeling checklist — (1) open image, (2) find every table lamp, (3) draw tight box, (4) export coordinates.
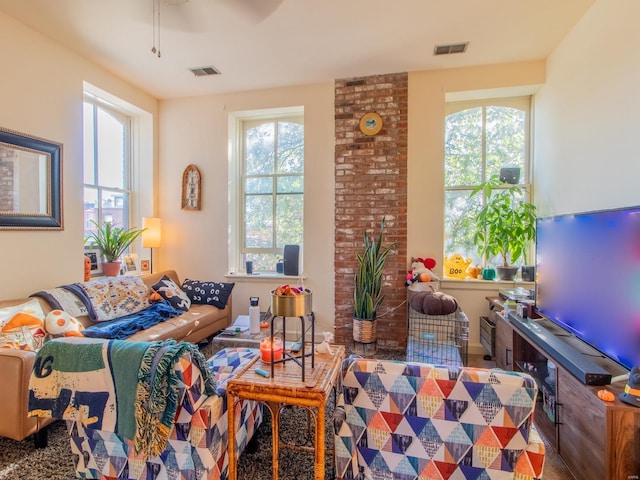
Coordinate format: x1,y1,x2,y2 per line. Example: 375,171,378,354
142,217,161,273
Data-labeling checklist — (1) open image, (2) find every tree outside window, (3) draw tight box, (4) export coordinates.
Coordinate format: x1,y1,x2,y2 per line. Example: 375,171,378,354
444,97,531,269
242,116,304,272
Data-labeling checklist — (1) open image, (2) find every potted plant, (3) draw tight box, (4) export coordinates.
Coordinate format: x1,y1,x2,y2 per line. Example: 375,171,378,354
85,220,146,276
470,174,537,281
353,217,398,343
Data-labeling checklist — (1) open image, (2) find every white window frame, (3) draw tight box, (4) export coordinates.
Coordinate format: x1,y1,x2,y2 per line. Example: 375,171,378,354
82,83,154,266
228,106,305,275
83,96,134,231
444,96,533,269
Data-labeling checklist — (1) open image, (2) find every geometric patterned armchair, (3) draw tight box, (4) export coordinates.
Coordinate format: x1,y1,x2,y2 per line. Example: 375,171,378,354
31,345,262,480
334,358,545,480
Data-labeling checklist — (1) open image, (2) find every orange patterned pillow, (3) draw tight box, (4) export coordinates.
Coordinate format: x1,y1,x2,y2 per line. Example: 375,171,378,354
0,299,47,351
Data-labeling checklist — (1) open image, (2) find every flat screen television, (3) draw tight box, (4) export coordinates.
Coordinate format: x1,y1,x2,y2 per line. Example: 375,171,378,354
535,206,640,370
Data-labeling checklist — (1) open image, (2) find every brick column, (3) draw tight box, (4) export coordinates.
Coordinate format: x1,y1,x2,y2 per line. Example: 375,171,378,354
334,72,408,349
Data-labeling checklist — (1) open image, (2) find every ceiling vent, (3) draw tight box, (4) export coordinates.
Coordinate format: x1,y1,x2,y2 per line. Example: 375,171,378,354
189,66,221,77
433,42,469,56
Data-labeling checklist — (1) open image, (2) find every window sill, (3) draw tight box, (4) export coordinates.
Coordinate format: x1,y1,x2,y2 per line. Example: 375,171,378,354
439,277,534,292
225,272,307,281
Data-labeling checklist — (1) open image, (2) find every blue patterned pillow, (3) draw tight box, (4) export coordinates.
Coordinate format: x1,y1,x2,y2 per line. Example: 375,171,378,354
181,279,234,309
151,275,191,312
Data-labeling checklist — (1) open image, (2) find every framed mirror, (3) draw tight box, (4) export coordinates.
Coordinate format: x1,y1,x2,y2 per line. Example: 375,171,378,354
0,127,63,230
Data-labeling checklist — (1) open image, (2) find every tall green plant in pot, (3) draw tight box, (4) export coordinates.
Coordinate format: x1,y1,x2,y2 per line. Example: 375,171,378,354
353,218,398,343
85,220,146,276
470,175,536,281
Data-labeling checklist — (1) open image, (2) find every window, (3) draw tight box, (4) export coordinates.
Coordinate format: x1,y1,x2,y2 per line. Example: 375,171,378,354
444,96,531,268
83,97,133,241
231,109,304,274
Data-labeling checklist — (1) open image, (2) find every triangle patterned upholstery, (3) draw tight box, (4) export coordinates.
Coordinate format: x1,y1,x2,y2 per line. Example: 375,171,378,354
65,347,262,480
334,358,545,480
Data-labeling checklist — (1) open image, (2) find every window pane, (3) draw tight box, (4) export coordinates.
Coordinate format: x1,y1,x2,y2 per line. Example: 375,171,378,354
245,177,273,194
238,112,304,273
102,190,129,228
244,253,278,272
277,121,304,174
277,175,303,193
445,107,482,187
97,108,125,189
245,123,274,175
486,106,526,180
444,189,481,265
84,187,98,238
245,195,273,248
83,103,95,185
276,194,303,248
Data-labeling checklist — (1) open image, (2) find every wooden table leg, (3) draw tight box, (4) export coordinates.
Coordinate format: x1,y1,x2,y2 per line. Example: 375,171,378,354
316,405,325,479
227,394,237,480
267,401,280,480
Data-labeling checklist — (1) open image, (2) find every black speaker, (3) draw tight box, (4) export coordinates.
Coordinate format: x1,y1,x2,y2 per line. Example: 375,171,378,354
499,167,520,184
521,266,535,282
283,245,300,276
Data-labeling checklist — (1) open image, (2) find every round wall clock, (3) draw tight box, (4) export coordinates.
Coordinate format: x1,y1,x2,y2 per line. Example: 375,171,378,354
359,112,383,136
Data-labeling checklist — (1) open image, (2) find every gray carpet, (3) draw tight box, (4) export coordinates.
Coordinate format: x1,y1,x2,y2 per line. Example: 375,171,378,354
0,345,574,479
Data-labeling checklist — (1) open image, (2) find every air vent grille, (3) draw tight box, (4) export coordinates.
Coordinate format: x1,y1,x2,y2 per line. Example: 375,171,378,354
189,66,221,77
433,42,469,56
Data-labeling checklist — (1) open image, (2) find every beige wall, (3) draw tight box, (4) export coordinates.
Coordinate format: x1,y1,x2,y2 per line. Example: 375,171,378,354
158,85,336,333
534,0,640,217
0,11,158,299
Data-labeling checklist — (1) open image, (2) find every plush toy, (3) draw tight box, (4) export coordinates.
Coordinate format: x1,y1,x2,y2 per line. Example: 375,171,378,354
44,310,84,337
444,253,472,279
405,257,439,286
410,290,458,316
315,331,334,355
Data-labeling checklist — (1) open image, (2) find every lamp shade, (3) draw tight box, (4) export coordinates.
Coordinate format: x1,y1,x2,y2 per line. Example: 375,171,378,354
142,217,161,248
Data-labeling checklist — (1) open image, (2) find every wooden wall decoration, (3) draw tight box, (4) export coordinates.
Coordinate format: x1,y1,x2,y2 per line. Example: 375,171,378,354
181,164,201,210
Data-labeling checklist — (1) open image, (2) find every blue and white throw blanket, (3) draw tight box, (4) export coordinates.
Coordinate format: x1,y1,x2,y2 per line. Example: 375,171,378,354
28,337,216,458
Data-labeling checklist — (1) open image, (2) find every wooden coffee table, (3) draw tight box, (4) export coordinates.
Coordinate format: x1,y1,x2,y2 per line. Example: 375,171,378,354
226,344,345,480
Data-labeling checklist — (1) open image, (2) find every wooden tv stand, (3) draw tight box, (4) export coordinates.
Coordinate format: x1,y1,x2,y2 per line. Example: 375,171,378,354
486,297,639,480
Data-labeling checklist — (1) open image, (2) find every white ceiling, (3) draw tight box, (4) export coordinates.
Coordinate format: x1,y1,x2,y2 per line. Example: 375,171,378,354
0,0,595,99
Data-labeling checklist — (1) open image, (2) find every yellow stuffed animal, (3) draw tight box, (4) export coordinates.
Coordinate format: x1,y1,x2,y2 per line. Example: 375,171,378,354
444,253,472,279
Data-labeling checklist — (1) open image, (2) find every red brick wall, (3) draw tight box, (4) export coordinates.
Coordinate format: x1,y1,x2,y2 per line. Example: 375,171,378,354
334,72,408,348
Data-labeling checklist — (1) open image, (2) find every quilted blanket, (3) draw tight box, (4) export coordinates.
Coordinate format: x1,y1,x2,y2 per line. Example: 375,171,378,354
28,337,216,458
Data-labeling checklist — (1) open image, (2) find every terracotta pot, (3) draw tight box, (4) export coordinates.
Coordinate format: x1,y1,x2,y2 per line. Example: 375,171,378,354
102,261,122,277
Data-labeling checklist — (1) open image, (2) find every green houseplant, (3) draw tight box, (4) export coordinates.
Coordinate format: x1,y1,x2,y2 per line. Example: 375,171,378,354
353,217,398,343
85,220,146,276
470,174,537,280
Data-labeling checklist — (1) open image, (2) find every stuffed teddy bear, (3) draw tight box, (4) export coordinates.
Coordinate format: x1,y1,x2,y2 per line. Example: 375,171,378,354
44,310,84,337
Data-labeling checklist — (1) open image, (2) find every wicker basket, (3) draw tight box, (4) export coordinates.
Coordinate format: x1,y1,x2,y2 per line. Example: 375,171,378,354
353,317,377,344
